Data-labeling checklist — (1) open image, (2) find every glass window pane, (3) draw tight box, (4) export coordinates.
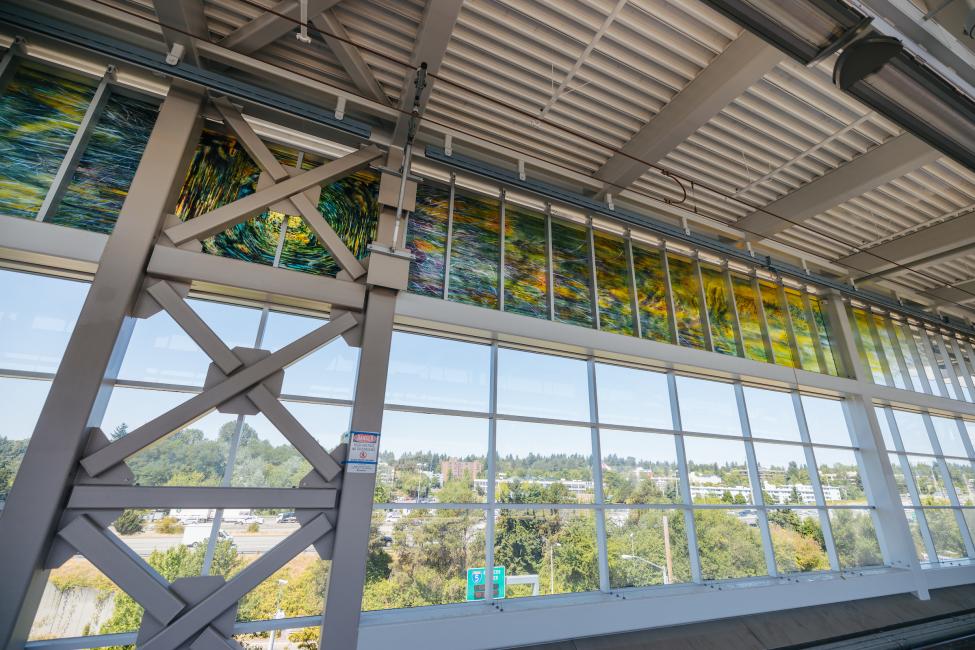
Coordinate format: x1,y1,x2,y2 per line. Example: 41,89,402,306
915,328,946,397
946,459,975,506
814,447,866,505
684,437,752,504
379,411,487,504
448,190,499,308
30,557,128,639
551,220,593,327
759,281,795,368
386,333,490,412
892,322,922,389
262,311,358,399
676,376,741,436
904,508,930,562
363,508,485,610
809,296,839,376
752,443,812,505
768,508,829,573
695,509,766,580
828,509,883,568
595,363,671,429
932,416,968,458
924,509,967,562
405,183,449,297
908,455,949,505
504,205,549,319
874,315,907,390
600,430,681,504
667,254,704,350
889,453,912,505
0,377,51,511
494,509,598,597
701,264,737,356
785,289,819,372
592,231,633,335
497,348,589,421
801,396,853,446
606,509,690,587
743,387,800,441
495,421,592,504
876,408,896,451
929,334,959,400
893,410,935,455
732,274,769,364
0,270,88,374
632,245,670,343
236,555,330,624
852,309,886,385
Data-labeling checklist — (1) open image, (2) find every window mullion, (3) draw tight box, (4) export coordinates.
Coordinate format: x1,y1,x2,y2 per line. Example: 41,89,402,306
884,317,915,393
625,231,641,339
949,337,975,402
735,384,777,577
792,393,841,571
901,322,933,395
865,311,895,387
920,329,950,398
442,173,455,300
802,290,828,374
587,358,610,592
751,274,775,364
921,413,975,558
884,407,938,565
693,256,714,353
660,249,679,346
668,372,701,583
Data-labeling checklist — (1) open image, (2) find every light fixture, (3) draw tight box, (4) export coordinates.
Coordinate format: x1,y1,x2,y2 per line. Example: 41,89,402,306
834,35,975,173
700,0,871,64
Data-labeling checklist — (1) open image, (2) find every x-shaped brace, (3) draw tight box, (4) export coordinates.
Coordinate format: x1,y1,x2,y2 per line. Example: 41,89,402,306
80,280,358,478
163,96,383,280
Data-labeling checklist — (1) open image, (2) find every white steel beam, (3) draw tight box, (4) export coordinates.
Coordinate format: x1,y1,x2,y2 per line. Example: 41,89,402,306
735,133,941,240
390,0,463,147
152,0,209,67
596,33,783,191
310,10,389,106
218,0,341,55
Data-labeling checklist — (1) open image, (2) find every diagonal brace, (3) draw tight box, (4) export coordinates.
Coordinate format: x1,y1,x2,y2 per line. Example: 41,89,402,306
81,313,358,477
147,281,344,480
211,97,369,279
140,514,333,650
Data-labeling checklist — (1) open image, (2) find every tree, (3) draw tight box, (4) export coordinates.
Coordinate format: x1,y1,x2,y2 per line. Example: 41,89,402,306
113,509,145,536
111,423,129,441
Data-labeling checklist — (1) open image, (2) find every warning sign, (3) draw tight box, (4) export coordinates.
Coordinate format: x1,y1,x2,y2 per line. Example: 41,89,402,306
346,431,380,474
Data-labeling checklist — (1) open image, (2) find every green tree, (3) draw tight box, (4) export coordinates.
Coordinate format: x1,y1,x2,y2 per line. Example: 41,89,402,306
113,510,145,536
111,423,129,441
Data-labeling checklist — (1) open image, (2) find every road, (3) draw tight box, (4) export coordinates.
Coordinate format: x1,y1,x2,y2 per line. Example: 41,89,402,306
122,529,301,556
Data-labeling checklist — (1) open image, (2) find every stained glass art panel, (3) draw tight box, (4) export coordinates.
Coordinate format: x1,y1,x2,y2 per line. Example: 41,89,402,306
632,244,670,342
504,204,548,319
667,254,704,350
448,190,500,308
810,296,839,376
731,274,769,363
701,263,737,356
406,182,450,297
785,288,819,372
759,281,796,368
851,308,885,384
551,220,594,327
593,231,633,335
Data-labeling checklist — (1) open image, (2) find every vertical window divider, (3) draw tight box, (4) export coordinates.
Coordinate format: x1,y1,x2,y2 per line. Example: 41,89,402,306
776,282,802,369
0,47,19,94
802,290,828,374
545,204,555,321
498,189,505,314
668,372,702,583
885,318,915,392
963,340,975,393
485,341,498,602
949,337,975,402
693,255,714,353
35,70,113,222
920,329,950,398
752,274,775,364
792,393,841,572
587,218,600,331
725,266,746,358
624,230,641,339
882,407,937,566
734,384,777,577
442,173,455,301
921,413,975,558
660,248,679,346
587,359,610,592
931,332,960,400
903,324,934,395
865,311,896,387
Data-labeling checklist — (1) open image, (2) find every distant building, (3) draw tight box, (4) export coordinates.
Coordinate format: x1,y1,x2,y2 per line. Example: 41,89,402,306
441,458,481,481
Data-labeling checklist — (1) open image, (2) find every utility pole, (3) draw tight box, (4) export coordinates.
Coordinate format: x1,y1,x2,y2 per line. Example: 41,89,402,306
663,514,673,585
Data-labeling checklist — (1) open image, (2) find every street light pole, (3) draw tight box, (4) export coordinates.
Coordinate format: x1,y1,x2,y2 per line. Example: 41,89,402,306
267,578,288,650
621,554,670,585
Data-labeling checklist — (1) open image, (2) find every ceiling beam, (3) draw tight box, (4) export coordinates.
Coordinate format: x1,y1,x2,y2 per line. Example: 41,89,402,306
310,9,389,106
734,132,940,240
595,32,783,192
152,0,208,67
219,0,341,55
391,0,463,147
838,210,975,279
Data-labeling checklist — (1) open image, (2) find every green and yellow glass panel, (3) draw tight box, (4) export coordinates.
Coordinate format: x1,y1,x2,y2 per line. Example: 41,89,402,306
700,263,737,356
593,231,634,335
850,308,886,384
448,190,500,308
504,204,549,319
809,296,839,376
667,254,705,350
406,183,450,297
551,220,594,327
632,244,670,342
731,274,769,363
759,280,796,368
785,288,820,372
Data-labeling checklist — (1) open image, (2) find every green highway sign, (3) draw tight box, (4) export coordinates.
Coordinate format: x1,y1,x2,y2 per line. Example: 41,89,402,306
466,566,505,600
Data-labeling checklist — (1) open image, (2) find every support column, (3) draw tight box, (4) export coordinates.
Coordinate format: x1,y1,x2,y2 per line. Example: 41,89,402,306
0,83,204,648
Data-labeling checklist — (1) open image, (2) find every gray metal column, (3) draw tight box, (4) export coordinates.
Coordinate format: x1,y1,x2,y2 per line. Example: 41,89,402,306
0,83,204,649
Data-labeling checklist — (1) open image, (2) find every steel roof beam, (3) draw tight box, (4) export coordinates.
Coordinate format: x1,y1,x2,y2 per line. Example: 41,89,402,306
595,32,783,192
218,0,341,54
735,132,940,240
152,0,208,67
310,9,389,106
391,0,463,147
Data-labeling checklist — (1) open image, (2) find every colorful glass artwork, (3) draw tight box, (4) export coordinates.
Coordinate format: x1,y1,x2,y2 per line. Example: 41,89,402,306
551,220,594,327
406,182,450,297
0,62,94,219
785,288,820,372
632,245,670,342
731,274,769,363
448,190,500,308
593,231,633,335
50,93,158,233
759,280,796,368
810,296,839,376
667,254,704,350
504,204,548,319
851,308,885,384
700,264,737,356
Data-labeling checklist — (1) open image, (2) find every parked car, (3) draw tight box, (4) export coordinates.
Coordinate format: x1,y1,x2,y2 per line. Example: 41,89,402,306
276,511,298,524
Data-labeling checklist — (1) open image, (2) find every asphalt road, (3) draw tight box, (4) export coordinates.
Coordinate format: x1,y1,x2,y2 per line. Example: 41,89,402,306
123,531,298,556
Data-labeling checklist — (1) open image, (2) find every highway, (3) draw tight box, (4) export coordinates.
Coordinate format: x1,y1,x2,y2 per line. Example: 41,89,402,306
121,527,303,556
